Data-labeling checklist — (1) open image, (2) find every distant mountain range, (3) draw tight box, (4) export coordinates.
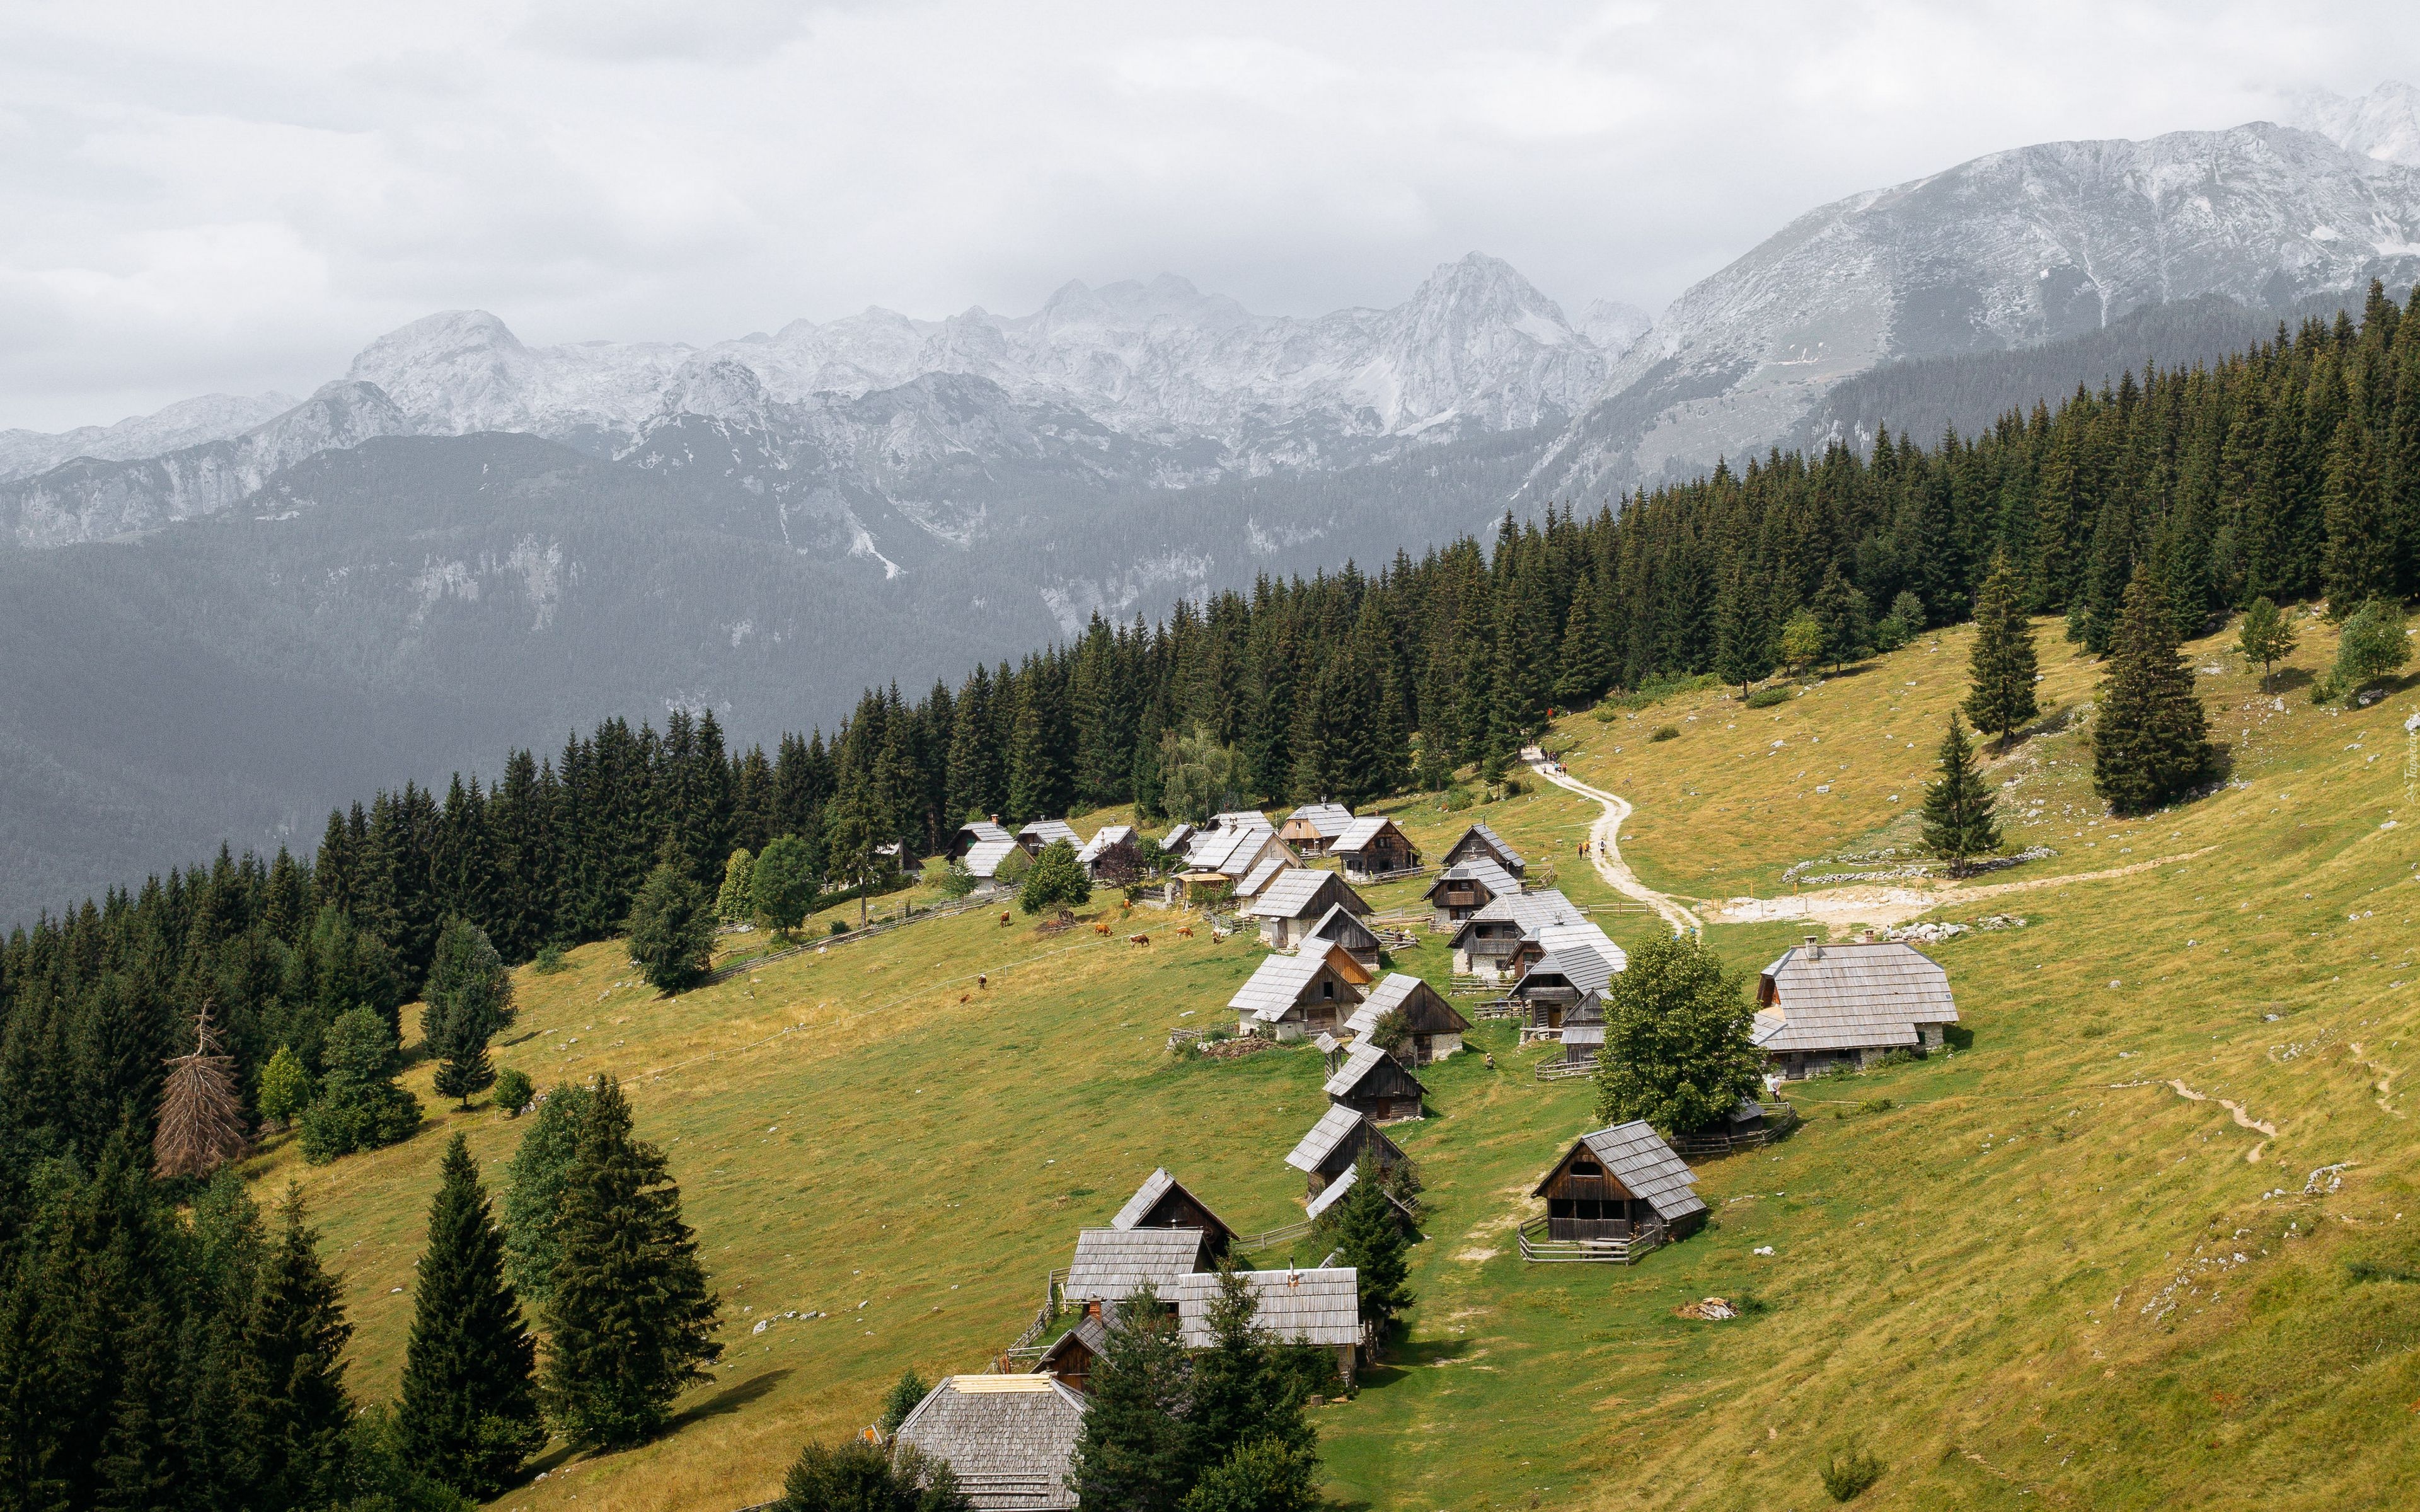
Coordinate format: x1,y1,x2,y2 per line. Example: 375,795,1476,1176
4,84,2418,924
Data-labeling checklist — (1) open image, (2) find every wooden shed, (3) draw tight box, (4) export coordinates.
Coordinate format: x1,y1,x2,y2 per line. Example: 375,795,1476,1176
950,818,1015,862
1509,939,1622,1039
1330,816,1420,880
893,1374,1087,1511
1075,824,1141,881
1530,1121,1706,1244
1170,1267,1364,1386
1278,802,1356,856
1303,903,1382,970
1158,822,1197,856
1017,819,1083,857
1034,1312,1110,1394
1441,822,1526,878
1323,1041,1427,1122
1283,1103,1409,1197
1448,888,1589,982
1244,869,1372,951
1422,857,1521,929
1343,972,1470,1063
1752,937,1959,1079
1229,944,1371,1041
1109,1167,1236,1257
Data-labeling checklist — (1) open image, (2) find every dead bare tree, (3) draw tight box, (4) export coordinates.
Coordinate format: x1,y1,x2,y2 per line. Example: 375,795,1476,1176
153,1002,250,1180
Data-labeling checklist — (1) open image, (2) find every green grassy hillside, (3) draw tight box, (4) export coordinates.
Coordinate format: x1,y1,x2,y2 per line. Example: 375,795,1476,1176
262,610,2420,1511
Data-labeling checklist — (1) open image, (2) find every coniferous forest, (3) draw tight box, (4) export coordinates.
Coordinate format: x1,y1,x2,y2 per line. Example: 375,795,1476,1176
1,287,2417,1508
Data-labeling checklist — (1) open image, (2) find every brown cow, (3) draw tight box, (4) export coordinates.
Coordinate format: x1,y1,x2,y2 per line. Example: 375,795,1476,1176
1175,925,1195,939
1127,932,1150,946
1094,921,1110,935
1000,912,1011,927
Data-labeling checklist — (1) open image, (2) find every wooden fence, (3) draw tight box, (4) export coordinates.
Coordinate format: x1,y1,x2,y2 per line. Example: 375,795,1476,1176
1533,1057,1595,1082
1516,1213,1665,1265
1671,1102,1801,1158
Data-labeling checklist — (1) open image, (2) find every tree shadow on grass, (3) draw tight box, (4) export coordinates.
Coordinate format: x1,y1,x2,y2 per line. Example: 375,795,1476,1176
673,1366,795,1430
1354,1334,1475,1390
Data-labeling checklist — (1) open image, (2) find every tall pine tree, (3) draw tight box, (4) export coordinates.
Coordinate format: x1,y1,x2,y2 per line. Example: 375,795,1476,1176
400,1133,547,1498
1918,714,2000,874
2093,567,2216,815
1962,553,2039,748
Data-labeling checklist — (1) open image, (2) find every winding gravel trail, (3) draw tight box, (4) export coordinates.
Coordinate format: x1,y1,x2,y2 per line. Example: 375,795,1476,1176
1524,756,1703,936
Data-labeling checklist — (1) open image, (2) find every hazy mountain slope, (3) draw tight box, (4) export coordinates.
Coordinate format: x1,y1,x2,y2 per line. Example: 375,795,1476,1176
2288,79,2420,168
1530,118,2420,499
0,390,297,483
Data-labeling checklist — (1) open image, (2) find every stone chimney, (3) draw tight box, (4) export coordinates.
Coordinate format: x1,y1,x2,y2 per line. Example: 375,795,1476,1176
1802,934,1823,960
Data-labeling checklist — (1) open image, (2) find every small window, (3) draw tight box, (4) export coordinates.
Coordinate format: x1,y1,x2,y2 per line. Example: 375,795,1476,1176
1321,980,1334,999
1570,1159,1603,1176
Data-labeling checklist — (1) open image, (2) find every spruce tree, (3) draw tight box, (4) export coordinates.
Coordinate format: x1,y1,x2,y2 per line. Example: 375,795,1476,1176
2092,567,2216,815
1593,932,1761,1137
425,916,511,1107
1553,573,1615,707
1809,566,1869,670
542,1076,720,1449
1712,564,1769,695
500,1080,594,1306
1069,1286,1197,1512
1323,1157,1413,1342
298,1007,422,1163
233,1186,355,1511
878,1366,931,1434
1186,1268,1320,1487
1918,714,2000,875
1017,839,1092,917
625,854,716,993
2235,596,2298,687
400,1134,546,1498
1963,554,2039,748
716,847,756,924
2323,413,2395,609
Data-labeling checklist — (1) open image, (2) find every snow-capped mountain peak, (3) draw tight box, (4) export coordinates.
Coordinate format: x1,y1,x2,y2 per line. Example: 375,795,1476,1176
2287,79,2420,169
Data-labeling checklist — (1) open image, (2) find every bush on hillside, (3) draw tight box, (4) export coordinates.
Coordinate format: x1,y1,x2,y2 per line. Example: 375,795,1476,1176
1744,685,1790,709
1018,840,1092,916
493,1068,534,1115
533,944,568,975
1821,1448,1884,1501
1649,725,1680,742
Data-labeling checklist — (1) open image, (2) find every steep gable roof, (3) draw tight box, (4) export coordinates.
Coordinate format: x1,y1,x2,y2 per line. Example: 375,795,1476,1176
1531,1120,1705,1220
1243,869,1369,922
1302,1163,1417,1222
964,838,1021,879
1752,939,1958,1052
1449,888,1589,948
1282,802,1356,839
1344,973,1470,1038
1018,820,1082,850
1445,822,1525,874
1284,1104,1368,1172
1423,856,1520,904
1108,1167,1233,1242
1305,903,1380,954
1076,825,1136,866
1323,1040,1427,1100
1516,941,1623,999
894,1375,1087,1511
1236,852,1297,899
1228,945,1368,1022
1331,815,1409,855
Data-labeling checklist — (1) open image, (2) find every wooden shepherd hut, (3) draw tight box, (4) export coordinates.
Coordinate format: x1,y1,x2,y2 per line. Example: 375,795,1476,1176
1283,1103,1409,1198
1530,1121,1707,1246
1441,822,1526,878
1075,824,1140,881
1017,819,1083,857
1243,869,1372,951
1422,856,1521,929
1303,903,1383,970
1278,801,1356,856
1170,1267,1365,1386
1033,1312,1110,1394
1109,1167,1237,1257
1342,972,1470,1063
1508,938,1623,1039
892,1375,1088,1511
1448,888,1589,982
1329,815,1420,880
1062,1227,1213,1309
1323,1041,1427,1122
950,818,1015,862
1752,937,1959,1079
1228,943,1371,1040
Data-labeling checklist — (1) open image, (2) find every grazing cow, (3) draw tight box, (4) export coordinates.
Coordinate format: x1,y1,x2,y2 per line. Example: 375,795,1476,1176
1000,912,1012,927
959,994,970,1004
1127,932,1150,946
1175,925,1195,939
977,974,988,988
1094,921,1110,935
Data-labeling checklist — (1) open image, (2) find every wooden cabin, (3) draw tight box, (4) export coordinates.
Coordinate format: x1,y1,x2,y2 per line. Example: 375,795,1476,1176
1283,1103,1409,1197
1530,1121,1706,1244
1158,822,1197,857
1448,888,1589,982
893,1375,1087,1511
1508,937,1622,1039
1303,903,1382,970
1278,802,1356,856
1234,847,1303,903
1187,822,1294,886
950,818,1015,862
1343,972,1470,1063
1017,819,1083,857
1244,870,1372,951
1330,816,1420,880
1423,857,1520,929
1324,1041,1427,1121
1752,937,1959,1079
1441,822,1526,878
1109,1167,1236,1258
1229,944,1371,1040
1034,1312,1110,1394
1075,824,1141,881
1172,1268,1364,1386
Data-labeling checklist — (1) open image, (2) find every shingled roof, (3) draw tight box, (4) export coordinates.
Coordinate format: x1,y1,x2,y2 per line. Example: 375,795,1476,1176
1236,852,1297,899
894,1375,1087,1511
1076,824,1136,868
1229,946,1365,1023
1301,1163,1417,1223
1305,903,1380,955
1448,888,1589,948
1170,1268,1363,1348
963,838,1021,880
1243,869,1369,922
1283,802,1356,839
1160,822,1196,853
1751,939,1958,1053
1064,1227,1211,1301
1531,1121,1706,1222
1323,1041,1427,1101
1343,973,1470,1038
1424,856,1521,903
1018,820,1082,851
1516,941,1623,999
1444,822,1525,875
1284,1104,1369,1172
1330,815,1407,855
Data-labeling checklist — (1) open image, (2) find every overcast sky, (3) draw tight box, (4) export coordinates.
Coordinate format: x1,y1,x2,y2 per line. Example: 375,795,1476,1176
1,1,2414,431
